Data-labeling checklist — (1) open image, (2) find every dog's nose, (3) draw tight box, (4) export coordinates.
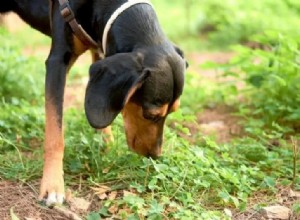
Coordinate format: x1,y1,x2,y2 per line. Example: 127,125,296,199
130,143,162,158
147,142,162,159
147,151,161,159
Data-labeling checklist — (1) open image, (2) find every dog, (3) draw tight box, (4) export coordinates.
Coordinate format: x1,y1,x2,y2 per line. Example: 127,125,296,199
1,0,187,206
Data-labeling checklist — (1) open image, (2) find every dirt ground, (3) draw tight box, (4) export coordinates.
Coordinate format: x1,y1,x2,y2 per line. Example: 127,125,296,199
1,13,299,220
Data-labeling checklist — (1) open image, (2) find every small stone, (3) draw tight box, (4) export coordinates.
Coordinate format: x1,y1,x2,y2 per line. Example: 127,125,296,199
260,205,290,220
224,208,232,217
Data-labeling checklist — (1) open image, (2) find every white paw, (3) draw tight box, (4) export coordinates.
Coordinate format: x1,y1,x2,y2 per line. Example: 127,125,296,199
45,192,64,206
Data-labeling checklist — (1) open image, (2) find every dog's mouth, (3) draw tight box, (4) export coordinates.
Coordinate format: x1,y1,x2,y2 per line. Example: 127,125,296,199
127,135,162,159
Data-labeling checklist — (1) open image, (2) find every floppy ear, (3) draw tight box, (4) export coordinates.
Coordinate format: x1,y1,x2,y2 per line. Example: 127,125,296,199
85,52,149,129
173,44,189,69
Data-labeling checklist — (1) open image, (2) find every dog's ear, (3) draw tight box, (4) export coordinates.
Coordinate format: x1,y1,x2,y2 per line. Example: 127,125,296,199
173,44,189,69
85,52,149,129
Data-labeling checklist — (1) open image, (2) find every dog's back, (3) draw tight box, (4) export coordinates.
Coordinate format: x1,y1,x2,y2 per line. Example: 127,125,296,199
0,0,50,36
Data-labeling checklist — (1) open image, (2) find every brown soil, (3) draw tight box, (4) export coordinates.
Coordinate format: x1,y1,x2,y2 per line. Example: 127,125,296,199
0,181,67,220
197,105,243,143
186,51,235,79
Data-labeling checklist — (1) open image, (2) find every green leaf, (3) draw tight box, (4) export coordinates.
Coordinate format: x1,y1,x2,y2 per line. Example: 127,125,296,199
219,191,230,203
86,212,101,220
123,195,145,210
270,74,287,86
153,164,169,172
263,176,276,188
148,178,159,190
148,200,164,215
248,74,265,88
127,214,140,220
230,196,240,208
293,202,300,214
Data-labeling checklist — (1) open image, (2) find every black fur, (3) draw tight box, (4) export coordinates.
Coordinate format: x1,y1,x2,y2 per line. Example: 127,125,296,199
85,52,150,128
1,0,51,36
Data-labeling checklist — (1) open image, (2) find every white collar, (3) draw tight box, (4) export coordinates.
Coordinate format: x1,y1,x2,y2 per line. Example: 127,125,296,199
102,0,153,56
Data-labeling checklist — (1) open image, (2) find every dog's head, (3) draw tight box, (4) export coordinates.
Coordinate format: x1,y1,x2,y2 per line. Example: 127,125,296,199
85,44,186,158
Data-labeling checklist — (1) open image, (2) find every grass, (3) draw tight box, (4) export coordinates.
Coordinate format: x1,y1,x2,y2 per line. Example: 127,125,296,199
1,1,300,219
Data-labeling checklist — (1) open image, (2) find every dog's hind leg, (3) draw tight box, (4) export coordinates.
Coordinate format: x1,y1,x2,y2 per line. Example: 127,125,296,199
101,126,114,143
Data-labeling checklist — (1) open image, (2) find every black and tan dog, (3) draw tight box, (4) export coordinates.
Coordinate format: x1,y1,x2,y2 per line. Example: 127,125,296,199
1,0,186,205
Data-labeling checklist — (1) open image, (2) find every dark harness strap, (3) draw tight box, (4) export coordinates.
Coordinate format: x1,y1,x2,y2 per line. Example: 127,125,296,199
49,0,100,50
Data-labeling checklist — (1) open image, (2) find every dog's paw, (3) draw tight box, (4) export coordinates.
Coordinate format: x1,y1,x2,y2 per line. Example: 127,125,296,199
39,173,65,206
39,187,65,206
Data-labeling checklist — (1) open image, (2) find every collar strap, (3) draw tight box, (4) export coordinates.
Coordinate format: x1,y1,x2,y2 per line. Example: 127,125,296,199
58,0,99,50
102,0,153,56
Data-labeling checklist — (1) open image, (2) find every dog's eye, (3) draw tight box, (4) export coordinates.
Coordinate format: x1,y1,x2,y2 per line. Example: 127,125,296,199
142,104,169,122
143,111,163,122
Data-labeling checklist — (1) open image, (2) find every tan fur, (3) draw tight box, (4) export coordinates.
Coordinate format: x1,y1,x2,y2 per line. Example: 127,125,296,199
39,100,65,200
122,101,164,157
73,35,89,56
170,99,180,112
146,104,169,117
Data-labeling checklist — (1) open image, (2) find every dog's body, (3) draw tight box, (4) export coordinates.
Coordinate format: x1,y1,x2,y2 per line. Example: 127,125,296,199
1,0,186,205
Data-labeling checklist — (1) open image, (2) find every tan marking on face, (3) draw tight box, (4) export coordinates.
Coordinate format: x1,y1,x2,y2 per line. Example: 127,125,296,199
122,101,165,158
170,99,180,112
146,104,169,117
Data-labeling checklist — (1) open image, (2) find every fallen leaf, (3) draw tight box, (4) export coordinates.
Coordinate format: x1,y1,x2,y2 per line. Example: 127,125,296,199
108,205,119,214
65,188,73,202
98,193,108,200
91,185,111,195
69,197,91,211
289,189,300,198
108,191,118,200
123,190,135,197
102,167,110,174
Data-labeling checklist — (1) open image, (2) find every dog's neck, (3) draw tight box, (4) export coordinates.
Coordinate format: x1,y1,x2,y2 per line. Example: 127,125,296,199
101,0,153,55
94,1,167,56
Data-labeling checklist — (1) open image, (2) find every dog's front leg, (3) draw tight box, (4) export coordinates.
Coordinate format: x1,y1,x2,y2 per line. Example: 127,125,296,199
39,3,76,205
